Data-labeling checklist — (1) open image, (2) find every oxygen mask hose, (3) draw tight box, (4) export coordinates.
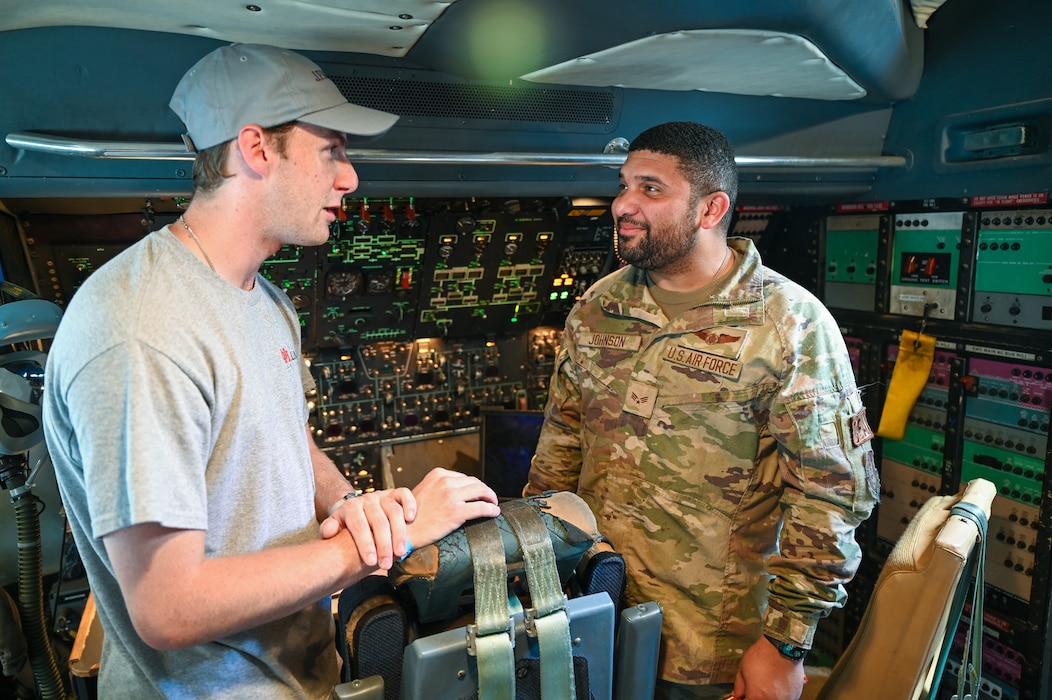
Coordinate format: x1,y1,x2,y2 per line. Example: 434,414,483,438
0,297,67,697
4,455,69,699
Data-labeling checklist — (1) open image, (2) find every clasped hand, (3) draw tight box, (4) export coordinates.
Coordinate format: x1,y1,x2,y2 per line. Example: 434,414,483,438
320,467,500,571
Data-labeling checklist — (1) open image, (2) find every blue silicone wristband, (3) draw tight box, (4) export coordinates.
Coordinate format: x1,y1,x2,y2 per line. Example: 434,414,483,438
398,539,414,562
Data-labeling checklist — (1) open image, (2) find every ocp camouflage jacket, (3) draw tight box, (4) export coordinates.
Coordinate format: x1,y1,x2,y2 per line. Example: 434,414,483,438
525,237,879,685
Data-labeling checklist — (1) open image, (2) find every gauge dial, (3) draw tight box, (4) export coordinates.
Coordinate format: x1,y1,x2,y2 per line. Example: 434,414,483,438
326,270,362,298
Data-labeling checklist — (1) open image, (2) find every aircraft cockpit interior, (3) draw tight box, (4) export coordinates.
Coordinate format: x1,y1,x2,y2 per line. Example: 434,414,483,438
1,0,1050,698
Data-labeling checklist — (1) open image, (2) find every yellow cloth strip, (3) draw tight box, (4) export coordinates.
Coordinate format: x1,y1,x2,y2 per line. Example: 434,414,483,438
876,330,936,441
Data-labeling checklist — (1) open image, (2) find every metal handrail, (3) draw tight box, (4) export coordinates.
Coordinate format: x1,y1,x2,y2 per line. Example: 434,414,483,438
5,132,908,170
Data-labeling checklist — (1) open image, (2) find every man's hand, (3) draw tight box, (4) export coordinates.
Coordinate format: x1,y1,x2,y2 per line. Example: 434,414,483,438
730,635,807,700
319,487,415,570
319,468,500,571
405,468,501,548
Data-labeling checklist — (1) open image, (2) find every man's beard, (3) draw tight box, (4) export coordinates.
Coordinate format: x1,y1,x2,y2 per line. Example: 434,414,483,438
616,214,697,272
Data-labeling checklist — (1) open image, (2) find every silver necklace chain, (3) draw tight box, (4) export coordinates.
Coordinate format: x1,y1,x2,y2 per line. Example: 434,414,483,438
179,216,217,273
711,246,731,284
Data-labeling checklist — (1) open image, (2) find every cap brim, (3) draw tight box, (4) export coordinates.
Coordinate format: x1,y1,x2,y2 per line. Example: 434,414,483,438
299,102,399,144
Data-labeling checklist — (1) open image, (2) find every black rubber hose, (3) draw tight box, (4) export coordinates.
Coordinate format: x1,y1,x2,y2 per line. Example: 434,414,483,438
15,493,68,699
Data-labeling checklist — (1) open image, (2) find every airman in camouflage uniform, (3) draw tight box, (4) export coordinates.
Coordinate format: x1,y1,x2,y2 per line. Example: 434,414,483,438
524,121,879,698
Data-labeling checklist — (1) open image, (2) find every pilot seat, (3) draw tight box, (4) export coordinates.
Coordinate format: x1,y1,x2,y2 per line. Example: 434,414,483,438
333,490,662,700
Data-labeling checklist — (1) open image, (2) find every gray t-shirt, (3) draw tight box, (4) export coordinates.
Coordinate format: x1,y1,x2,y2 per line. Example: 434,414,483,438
43,227,336,699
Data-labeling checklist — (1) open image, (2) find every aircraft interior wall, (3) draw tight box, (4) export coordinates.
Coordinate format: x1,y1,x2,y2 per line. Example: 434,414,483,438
1,1,1051,698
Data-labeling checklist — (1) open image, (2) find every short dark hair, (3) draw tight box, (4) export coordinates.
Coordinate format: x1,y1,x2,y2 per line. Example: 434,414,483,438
191,121,298,194
629,121,738,214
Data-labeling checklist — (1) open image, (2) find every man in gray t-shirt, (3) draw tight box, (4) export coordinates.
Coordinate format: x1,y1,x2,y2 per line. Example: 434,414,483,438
43,43,500,699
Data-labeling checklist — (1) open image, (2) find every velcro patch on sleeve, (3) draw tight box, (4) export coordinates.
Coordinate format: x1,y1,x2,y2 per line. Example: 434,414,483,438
850,408,875,447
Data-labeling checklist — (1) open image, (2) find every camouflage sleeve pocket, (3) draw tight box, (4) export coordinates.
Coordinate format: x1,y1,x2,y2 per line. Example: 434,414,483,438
784,391,848,454
779,389,871,510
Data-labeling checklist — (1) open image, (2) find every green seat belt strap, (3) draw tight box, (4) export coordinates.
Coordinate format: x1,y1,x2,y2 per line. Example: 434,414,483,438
503,499,577,700
465,518,515,700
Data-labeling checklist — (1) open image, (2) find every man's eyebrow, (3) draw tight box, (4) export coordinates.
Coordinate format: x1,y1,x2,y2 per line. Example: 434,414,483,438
620,172,667,186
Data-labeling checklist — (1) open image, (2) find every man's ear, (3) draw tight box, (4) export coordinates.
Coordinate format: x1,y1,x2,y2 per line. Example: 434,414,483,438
696,191,732,231
233,124,270,177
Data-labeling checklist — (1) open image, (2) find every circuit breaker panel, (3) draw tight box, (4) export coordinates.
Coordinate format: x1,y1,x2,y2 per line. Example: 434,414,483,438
817,196,1052,700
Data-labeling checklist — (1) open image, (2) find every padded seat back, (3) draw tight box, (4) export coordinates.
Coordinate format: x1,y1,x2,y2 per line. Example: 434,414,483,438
816,478,995,700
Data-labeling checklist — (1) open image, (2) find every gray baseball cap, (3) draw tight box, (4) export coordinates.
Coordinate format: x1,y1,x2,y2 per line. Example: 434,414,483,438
170,43,399,152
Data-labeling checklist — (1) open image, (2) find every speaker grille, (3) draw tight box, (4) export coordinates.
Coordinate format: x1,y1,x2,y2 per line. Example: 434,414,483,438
331,75,615,126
